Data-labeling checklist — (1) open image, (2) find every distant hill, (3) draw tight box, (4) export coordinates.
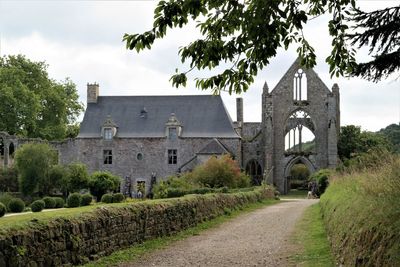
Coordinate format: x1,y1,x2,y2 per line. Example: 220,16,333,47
378,123,400,153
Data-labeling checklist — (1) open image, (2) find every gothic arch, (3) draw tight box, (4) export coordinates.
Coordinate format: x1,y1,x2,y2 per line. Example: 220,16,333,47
245,159,263,185
284,156,316,178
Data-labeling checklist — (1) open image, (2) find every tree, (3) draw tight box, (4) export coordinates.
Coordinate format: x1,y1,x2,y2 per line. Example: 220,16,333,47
124,1,399,94
348,6,400,81
14,143,57,196
88,171,121,201
0,55,83,140
64,163,89,194
378,123,400,153
338,125,390,161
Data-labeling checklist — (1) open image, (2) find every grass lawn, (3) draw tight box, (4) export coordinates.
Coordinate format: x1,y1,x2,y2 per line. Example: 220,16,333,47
81,199,280,267
290,203,334,267
0,200,145,232
281,189,308,199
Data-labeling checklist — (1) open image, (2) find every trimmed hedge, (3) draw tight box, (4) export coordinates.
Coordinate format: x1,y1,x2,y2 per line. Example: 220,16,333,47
67,193,81,208
101,193,113,203
53,197,65,208
31,200,45,212
42,197,56,209
0,187,274,266
7,198,25,213
0,202,6,217
80,194,93,206
112,193,124,203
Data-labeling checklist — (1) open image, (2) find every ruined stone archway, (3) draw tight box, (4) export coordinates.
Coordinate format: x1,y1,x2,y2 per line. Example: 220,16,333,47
259,58,339,194
245,159,263,185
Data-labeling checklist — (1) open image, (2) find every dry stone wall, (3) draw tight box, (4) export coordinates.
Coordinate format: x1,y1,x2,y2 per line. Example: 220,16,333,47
0,188,274,267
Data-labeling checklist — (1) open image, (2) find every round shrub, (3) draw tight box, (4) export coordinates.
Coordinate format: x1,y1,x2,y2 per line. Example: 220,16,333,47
0,203,6,217
53,197,65,208
31,200,45,212
8,198,25,213
42,197,56,209
80,193,93,206
67,193,81,208
101,193,113,203
112,193,125,203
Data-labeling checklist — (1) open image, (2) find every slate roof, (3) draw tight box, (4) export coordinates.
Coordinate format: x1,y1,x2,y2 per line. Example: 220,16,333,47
197,138,231,155
78,95,239,138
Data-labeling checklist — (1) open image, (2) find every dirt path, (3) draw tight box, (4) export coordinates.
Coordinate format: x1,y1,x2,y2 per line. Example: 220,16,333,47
120,199,318,267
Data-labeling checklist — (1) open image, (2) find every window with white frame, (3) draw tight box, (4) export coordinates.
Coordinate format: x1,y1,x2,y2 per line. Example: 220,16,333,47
104,128,113,140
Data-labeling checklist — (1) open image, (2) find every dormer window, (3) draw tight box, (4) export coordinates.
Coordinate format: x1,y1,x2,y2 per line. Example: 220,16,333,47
102,115,118,140
168,127,177,140
165,113,182,139
104,128,113,140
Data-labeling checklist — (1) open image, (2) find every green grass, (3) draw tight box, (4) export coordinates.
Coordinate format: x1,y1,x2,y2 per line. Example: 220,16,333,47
81,199,279,267
280,189,308,199
290,203,334,267
0,199,146,231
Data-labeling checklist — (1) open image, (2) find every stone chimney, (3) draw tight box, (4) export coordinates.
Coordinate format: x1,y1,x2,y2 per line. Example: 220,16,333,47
87,83,99,104
236,98,243,123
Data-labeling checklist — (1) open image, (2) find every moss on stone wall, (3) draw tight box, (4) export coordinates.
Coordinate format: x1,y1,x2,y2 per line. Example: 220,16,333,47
0,187,274,266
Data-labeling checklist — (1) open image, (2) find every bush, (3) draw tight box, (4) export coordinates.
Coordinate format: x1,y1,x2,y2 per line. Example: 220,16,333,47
89,171,121,201
53,197,65,208
112,193,125,203
0,192,14,212
189,155,251,188
0,167,19,192
0,202,6,217
67,193,81,208
42,197,56,209
308,169,332,196
101,193,113,203
80,193,93,206
7,198,25,213
31,200,45,212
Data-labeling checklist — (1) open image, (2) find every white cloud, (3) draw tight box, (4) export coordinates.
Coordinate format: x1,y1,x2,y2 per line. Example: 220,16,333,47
0,1,398,132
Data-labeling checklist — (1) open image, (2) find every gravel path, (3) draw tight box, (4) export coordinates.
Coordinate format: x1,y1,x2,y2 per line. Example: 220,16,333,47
120,199,318,267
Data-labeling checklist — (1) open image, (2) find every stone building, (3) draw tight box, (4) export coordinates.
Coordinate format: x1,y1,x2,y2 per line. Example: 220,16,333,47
0,59,340,194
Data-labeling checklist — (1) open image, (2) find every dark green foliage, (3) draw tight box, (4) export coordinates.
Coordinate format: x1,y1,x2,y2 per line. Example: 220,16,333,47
7,198,25,213
67,193,81,208
347,6,400,81
31,200,45,212
0,55,83,140
89,171,121,201
378,123,400,153
53,197,65,208
42,197,56,209
101,193,113,203
309,169,332,196
14,143,58,196
47,165,66,194
0,202,6,217
125,0,393,94
0,192,14,212
338,125,390,161
112,193,124,203
0,167,19,192
80,193,93,206
64,163,89,194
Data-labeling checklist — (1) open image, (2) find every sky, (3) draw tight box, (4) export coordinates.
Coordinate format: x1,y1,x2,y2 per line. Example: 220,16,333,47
0,0,399,133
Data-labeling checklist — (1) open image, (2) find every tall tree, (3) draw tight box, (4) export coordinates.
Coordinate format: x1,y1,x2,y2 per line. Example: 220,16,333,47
14,143,58,196
124,1,399,94
0,55,83,140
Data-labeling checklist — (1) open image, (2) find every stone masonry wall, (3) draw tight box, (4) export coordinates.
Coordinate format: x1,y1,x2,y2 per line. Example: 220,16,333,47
0,188,274,267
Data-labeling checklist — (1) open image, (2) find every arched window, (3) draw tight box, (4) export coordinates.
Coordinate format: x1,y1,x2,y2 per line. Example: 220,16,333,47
9,142,15,157
0,138,3,157
245,160,263,185
293,69,307,101
284,110,315,153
